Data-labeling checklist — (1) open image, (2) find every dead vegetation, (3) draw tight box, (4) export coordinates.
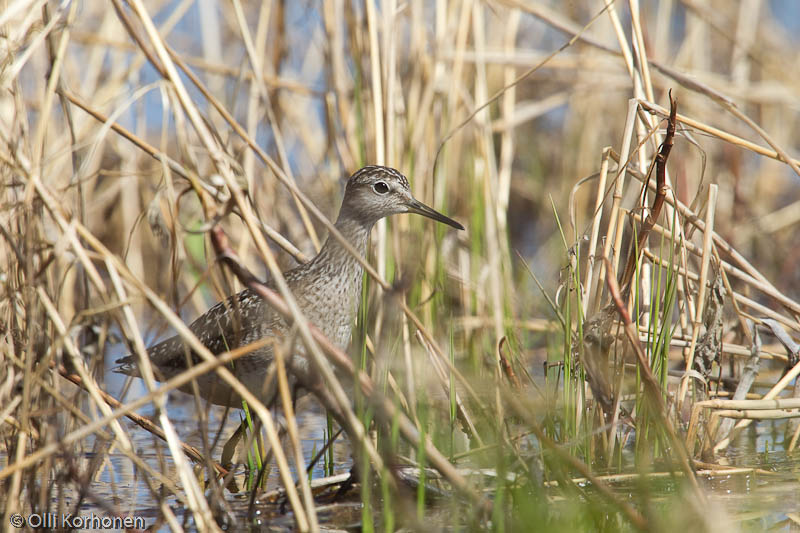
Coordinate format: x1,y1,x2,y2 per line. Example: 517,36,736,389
2,0,800,531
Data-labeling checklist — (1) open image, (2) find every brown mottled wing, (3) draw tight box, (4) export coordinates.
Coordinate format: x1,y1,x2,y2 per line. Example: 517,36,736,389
114,288,281,378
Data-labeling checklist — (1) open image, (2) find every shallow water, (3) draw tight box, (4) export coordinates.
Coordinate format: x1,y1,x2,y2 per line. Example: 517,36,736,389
90,386,355,531
39,401,800,530
4,363,800,531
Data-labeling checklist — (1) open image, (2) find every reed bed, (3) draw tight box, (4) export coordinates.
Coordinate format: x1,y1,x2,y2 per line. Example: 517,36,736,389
2,0,800,531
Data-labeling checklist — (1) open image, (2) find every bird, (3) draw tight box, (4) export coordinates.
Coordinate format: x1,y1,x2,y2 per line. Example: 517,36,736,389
113,165,464,409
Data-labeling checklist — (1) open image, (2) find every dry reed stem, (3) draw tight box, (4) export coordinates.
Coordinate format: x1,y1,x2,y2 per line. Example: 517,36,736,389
634,215,800,327
618,91,676,294
677,184,718,407
119,5,356,526
582,147,612,313
639,100,800,170
544,464,778,488
596,99,638,306
6,0,484,518
60,89,309,263
714,356,800,453
231,0,321,252
57,365,228,476
521,0,800,177
11,152,311,527
716,410,800,420
273,342,319,531
0,333,273,484
2,357,188,499
3,0,800,528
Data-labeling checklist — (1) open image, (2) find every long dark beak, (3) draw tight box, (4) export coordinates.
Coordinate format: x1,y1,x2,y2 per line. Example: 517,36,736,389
406,198,464,230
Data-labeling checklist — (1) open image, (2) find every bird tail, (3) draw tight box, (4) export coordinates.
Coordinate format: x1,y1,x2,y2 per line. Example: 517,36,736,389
111,355,140,376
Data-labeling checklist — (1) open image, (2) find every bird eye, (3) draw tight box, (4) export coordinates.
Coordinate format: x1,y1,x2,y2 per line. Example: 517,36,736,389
373,181,389,194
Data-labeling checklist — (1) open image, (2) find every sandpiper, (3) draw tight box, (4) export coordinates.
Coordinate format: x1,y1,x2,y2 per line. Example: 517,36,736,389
114,166,463,407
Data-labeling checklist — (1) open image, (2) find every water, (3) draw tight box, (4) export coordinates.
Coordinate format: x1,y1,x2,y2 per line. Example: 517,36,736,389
4,360,800,531
87,367,355,531
74,385,800,530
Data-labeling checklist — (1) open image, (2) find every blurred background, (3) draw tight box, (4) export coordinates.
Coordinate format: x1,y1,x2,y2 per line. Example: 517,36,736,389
10,0,799,332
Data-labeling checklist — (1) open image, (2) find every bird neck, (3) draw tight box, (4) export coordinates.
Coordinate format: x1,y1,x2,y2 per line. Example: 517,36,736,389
311,214,374,271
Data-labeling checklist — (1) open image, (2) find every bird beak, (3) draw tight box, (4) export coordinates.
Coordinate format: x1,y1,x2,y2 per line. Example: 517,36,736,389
405,198,464,230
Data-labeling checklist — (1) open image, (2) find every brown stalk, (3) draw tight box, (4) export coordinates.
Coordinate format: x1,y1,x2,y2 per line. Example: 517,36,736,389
498,336,522,389
57,365,229,477
619,91,677,294
602,258,700,493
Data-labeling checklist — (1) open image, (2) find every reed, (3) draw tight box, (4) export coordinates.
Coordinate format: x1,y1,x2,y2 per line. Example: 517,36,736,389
2,1,800,531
